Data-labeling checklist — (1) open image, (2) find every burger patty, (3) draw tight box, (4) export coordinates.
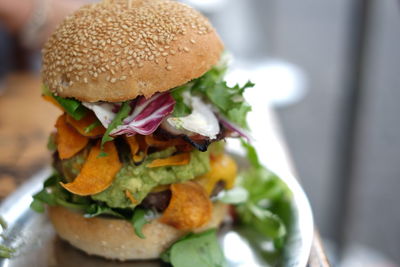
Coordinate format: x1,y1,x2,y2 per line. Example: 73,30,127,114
139,180,226,212
138,190,171,212
54,143,227,213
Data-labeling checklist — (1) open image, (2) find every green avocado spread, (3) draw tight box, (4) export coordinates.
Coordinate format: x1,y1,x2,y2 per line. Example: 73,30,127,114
91,147,210,209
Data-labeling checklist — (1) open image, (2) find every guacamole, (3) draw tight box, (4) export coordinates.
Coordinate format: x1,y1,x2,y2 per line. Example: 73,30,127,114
91,147,210,209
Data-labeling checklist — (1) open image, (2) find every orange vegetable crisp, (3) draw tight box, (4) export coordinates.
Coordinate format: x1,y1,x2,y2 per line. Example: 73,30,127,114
55,114,89,159
61,141,122,196
125,135,148,163
160,181,212,230
66,113,105,137
146,153,190,168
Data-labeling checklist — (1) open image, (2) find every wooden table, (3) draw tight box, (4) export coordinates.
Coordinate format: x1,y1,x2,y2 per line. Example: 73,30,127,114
0,73,61,199
0,73,329,266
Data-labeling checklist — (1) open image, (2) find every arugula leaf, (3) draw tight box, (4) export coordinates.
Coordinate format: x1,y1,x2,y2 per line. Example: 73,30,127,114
237,203,286,240
235,141,292,247
202,81,253,129
84,204,125,219
101,102,132,148
190,65,254,128
53,94,87,120
0,245,15,258
161,229,226,267
171,65,253,129
171,85,192,117
240,139,261,168
30,173,159,240
0,217,15,259
30,199,45,213
43,174,58,187
217,187,248,204
0,216,7,230
30,174,86,212
31,188,57,206
130,208,152,239
84,121,101,134
42,85,87,120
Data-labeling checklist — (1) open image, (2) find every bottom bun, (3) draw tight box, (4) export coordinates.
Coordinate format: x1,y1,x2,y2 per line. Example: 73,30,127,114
48,202,228,261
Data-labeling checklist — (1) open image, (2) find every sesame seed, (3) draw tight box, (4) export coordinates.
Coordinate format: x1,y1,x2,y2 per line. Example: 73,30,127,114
166,65,172,71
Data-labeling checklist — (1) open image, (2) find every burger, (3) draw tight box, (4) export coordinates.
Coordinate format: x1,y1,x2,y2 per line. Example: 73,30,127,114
31,0,258,263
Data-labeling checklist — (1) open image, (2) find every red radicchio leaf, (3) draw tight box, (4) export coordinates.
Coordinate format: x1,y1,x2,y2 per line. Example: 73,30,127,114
111,92,175,136
218,115,252,142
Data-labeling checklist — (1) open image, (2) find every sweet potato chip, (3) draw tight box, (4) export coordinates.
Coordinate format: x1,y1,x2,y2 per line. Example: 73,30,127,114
125,136,140,155
160,181,212,230
55,114,89,159
125,135,148,164
146,153,190,168
61,141,122,196
66,113,105,137
195,154,238,195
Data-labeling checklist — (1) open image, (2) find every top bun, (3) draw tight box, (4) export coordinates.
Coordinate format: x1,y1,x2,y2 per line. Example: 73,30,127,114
42,0,223,102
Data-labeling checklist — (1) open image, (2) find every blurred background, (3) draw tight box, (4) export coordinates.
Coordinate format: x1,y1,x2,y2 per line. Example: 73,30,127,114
0,0,399,266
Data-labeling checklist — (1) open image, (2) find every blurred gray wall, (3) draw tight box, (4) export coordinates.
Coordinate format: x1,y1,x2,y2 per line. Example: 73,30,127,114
270,0,400,263
267,0,349,240
196,0,400,263
347,0,400,262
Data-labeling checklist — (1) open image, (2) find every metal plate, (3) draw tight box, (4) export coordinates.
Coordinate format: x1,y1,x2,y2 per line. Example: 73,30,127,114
0,154,313,267
0,103,313,266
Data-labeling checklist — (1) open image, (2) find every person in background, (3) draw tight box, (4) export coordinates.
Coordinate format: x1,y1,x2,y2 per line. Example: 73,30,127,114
0,0,88,79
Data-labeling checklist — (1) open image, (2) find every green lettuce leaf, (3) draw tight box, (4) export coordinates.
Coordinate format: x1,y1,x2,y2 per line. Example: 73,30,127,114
191,65,253,128
0,245,15,259
84,121,101,134
30,174,87,212
101,102,132,149
161,229,226,267
53,95,87,120
130,208,154,239
0,217,15,259
30,173,155,239
171,85,192,117
235,141,292,248
0,217,7,230
217,187,248,204
171,65,254,128
42,85,87,120
84,204,125,219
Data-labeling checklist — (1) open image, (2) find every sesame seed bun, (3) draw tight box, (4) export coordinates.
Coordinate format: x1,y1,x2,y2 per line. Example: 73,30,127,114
42,0,224,102
48,202,228,261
